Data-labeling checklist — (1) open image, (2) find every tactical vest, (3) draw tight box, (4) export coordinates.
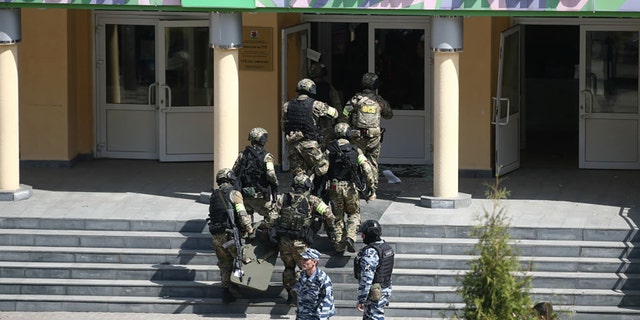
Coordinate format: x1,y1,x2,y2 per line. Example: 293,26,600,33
354,241,395,289
277,192,312,232
327,140,360,182
208,185,234,234
352,91,381,129
237,146,270,198
284,98,320,141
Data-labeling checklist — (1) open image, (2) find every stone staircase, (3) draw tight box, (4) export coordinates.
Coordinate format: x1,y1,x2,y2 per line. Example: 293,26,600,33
1,216,640,319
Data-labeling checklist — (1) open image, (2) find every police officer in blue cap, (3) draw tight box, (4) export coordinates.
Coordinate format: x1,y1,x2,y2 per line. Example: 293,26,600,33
295,248,335,320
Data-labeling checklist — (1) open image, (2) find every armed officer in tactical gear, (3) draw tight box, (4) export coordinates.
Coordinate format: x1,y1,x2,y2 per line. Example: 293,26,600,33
307,62,343,149
208,168,254,304
233,127,280,227
269,172,338,306
354,220,395,320
343,73,393,199
282,78,339,183
325,122,376,255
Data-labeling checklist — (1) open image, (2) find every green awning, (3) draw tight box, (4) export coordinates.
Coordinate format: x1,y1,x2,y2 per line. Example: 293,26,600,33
181,0,254,9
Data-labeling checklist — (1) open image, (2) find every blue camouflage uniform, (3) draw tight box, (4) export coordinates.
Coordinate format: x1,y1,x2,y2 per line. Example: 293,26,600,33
296,249,335,320
357,241,393,320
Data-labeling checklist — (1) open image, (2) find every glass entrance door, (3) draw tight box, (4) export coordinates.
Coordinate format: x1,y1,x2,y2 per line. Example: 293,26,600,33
96,15,212,161
370,22,430,164
579,26,640,169
157,20,213,161
494,25,522,176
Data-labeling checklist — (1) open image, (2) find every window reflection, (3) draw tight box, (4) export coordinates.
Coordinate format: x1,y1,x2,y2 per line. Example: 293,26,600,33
165,26,213,107
106,24,155,105
586,31,638,114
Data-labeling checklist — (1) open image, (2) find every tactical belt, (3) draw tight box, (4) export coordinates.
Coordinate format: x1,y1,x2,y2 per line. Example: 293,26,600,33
330,179,350,189
357,127,381,137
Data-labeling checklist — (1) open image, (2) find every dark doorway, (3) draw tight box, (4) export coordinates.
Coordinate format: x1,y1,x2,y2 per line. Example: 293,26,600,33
523,25,580,168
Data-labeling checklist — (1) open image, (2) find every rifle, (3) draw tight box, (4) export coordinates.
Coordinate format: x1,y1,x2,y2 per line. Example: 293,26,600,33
219,191,244,280
225,208,245,279
328,140,368,199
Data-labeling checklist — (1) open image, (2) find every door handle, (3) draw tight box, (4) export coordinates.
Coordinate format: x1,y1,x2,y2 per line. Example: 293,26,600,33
491,97,510,125
148,83,158,110
581,90,593,118
159,84,172,112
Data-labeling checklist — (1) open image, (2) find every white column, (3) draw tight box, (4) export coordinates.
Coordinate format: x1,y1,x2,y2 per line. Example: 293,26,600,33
420,16,469,209
213,48,239,177
209,12,242,186
0,44,20,191
0,8,31,201
433,52,459,198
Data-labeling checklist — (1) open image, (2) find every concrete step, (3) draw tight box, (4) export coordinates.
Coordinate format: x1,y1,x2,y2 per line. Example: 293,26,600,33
1,218,637,242
0,294,462,317
2,277,639,307
0,229,211,250
5,261,640,291
0,246,215,265
2,228,637,259
387,236,638,258
386,225,637,242
0,218,208,233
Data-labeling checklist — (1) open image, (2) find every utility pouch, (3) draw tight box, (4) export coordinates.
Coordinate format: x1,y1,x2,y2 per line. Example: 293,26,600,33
241,187,257,198
368,283,382,301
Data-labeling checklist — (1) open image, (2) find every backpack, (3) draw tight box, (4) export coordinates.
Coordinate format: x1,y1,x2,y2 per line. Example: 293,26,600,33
237,146,269,198
278,192,312,231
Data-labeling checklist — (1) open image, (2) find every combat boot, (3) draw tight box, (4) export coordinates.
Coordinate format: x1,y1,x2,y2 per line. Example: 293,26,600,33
345,238,356,253
286,289,298,306
222,287,236,304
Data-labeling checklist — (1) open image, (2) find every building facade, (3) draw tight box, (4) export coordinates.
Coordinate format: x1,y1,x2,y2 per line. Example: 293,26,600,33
2,1,640,199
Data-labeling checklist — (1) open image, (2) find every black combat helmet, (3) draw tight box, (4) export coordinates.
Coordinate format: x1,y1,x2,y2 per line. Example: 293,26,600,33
296,78,317,95
359,219,382,244
334,122,351,139
216,168,237,186
248,127,268,146
307,62,327,79
292,173,313,192
361,72,380,90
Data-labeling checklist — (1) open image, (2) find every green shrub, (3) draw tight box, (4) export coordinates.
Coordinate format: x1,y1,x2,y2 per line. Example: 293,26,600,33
456,175,538,320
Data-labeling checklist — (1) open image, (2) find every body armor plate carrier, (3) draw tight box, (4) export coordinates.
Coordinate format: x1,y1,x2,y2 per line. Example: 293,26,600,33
353,92,381,129
327,141,360,182
277,192,312,232
208,185,234,234
284,98,320,141
237,146,270,198
354,241,395,289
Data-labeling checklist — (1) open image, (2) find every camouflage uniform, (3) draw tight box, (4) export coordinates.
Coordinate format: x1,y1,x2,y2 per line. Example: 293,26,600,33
343,73,393,192
269,173,338,303
296,257,335,319
325,123,375,253
208,169,254,299
308,62,344,149
282,78,339,178
233,127,280,227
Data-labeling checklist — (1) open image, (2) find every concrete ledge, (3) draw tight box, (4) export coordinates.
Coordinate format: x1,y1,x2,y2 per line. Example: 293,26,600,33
419,192,471,209
199,192,212,204
0,184,33,201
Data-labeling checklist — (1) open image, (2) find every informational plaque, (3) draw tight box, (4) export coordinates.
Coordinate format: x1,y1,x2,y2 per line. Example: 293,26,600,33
239,27,273,71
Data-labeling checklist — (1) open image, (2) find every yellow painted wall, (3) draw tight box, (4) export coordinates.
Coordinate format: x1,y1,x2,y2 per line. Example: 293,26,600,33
19,9,69,161
459,16,510,171
19,9,93,162
68,10,94,159
239,12,301,164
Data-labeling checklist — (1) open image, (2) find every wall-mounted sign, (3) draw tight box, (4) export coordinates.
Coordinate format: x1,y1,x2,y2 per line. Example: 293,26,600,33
239,27,273,71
